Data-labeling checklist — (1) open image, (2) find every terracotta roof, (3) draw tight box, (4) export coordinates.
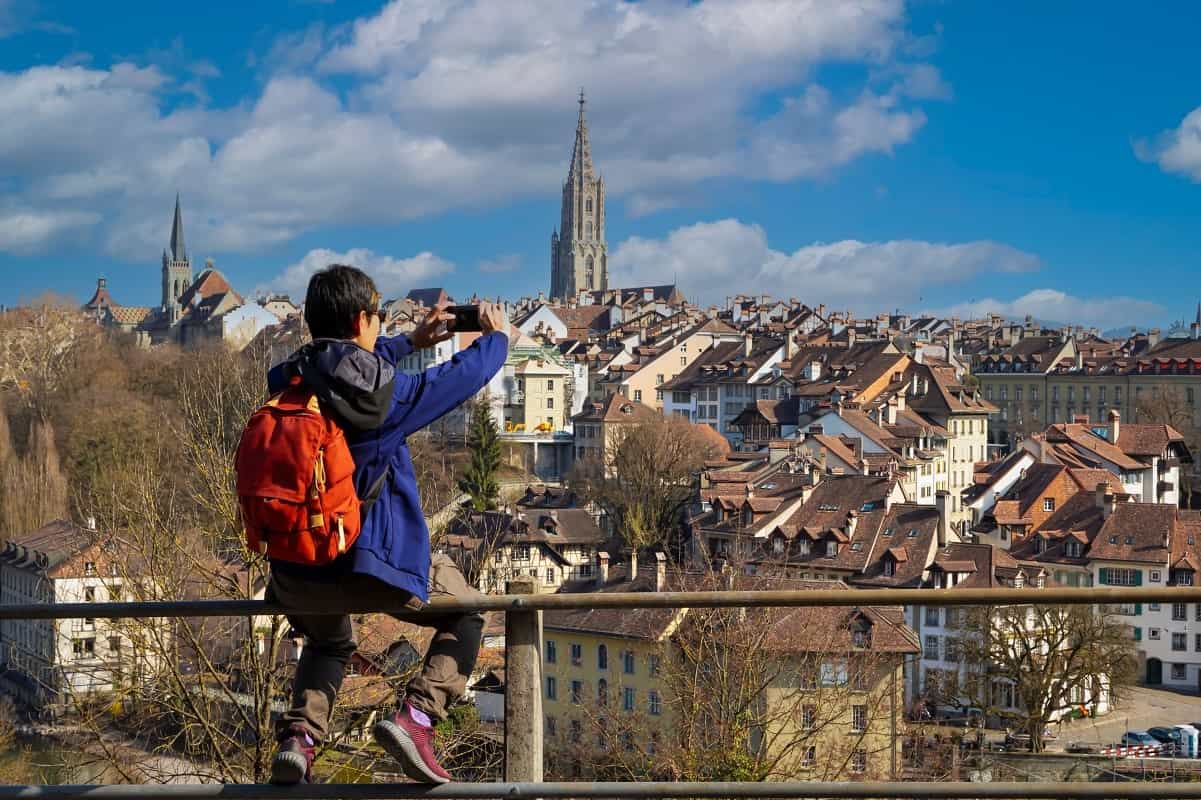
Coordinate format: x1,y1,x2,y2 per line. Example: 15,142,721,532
1116,424,1188,458
572,393,659,424
1044,424,1146,471
549,304,611,337
109,306,153,325
1089,502,1176,564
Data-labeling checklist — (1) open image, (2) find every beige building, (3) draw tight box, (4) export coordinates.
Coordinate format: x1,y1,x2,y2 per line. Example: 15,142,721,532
607,318,743,411
541,567,918,782
510,358,573,434
571,394,660,464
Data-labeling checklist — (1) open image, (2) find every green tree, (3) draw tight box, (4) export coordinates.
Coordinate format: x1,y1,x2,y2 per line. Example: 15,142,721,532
458,397,500,512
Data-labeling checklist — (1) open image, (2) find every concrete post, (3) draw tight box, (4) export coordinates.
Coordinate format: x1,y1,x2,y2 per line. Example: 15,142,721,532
505,579,544,782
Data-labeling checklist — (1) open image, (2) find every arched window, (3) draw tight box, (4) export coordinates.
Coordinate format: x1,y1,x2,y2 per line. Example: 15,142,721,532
597,678,608,706
597,643,608,670
586,221,592,239
586,255,595,277
586,197,593,213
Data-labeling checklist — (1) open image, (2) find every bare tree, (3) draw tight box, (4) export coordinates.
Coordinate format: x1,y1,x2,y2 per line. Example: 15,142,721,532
1137,386,1200,507
572,416,724,555
960,603,1136,752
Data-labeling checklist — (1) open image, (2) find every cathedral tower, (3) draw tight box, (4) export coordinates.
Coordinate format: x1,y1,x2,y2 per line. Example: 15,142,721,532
550,91,607,300
161,194,192,323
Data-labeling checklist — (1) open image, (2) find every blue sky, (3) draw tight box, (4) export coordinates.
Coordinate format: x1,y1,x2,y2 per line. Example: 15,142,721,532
1,0,1199,330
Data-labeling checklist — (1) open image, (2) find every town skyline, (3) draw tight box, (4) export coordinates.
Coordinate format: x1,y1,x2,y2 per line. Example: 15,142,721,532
2,1,1201,328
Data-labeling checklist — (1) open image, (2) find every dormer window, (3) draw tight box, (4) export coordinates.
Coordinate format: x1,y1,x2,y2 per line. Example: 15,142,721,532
826,540,838,557
799,539,811,556
1175,570,1194,586
883,560,895,577
1043,498,1055,512
1034,537,1046,555
907,529,919,538
773,536,785,554
1065,541,1082,558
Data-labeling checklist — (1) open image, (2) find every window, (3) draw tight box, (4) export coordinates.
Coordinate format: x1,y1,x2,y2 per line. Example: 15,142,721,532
852,704,868,733
1180,571,1197,586
924,635,939,660
571,680,582,704
883,560,895,577
800,745,816,768
514,544,531,561
1174,603,1188,621
1100,568,1140,586
107,635,120,653
546,716,557,737
1151,570,1162,582
597,678,608,706
72,638,95,656
545,568,556,585
84,562,96,577
649,690,662,716
546,676,557,700
85,586,95,602
622,651,635,675
570,719,582,743
598,644,608,669
546,640,557,664
571,643,582,666
1173,663,1188,681
649,655,661,676
1173,633,1187,651
1195,633,1201,653
547,396,555,408
773,536,785,554
820,661,848,686
1042,498,1055,512
586,197,593,213
851,749,867,774
826,540,838,557
801,704,817,730
623,687,636,712
944,639,961,663
1150,628,1161,640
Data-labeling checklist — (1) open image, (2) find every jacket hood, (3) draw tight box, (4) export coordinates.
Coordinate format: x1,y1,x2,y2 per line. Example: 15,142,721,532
271,339,396,431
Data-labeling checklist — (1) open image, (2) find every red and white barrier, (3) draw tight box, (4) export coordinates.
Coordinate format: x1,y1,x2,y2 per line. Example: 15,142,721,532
1099,744,1164,757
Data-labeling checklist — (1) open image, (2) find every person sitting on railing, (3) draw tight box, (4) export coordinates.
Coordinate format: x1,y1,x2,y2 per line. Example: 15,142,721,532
263,265,508,785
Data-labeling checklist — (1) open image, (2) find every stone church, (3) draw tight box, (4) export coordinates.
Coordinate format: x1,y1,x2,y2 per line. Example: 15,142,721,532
549,92,607,299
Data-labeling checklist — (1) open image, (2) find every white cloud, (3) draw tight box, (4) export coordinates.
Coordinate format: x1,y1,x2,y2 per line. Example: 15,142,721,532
266,247,455,299
939,290,1166,330
0,207,99,253
0,0,946,257
610,219,1040,311
1137,106,1201,182
478,254,522,273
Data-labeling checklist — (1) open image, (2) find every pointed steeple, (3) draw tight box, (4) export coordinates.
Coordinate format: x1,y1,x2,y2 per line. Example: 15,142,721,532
568,88,593,181
1195,301,1200,326
169,193,187,263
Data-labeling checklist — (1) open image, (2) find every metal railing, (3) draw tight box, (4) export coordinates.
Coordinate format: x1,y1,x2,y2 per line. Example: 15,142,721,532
3,583,1201,800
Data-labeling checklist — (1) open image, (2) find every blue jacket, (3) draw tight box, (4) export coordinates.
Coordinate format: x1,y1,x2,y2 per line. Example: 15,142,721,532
267,331,508,601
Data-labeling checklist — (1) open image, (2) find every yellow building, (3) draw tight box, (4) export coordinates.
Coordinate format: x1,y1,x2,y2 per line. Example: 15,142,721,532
541,568,919,782
603,318,743,410
570,394,660,464
512,358,573,433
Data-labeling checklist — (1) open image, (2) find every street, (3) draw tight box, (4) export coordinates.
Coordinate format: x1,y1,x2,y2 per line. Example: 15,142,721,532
1053,687,1201,749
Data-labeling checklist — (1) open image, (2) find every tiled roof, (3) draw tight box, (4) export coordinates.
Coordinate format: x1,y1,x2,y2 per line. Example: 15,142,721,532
1116,424,1187,457
109,305,153,324
1089,502,1177,564
1044,424,1147,471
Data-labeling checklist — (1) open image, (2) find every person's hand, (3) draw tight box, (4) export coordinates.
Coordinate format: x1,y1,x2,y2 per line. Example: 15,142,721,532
409,302,455,349
479,301,508,336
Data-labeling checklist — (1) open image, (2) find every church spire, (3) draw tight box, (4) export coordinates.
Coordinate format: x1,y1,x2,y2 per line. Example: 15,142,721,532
169,193,187,263
568,88,593,181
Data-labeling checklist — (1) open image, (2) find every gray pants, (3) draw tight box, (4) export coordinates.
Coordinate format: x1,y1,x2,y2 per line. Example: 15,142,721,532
270,554,484,742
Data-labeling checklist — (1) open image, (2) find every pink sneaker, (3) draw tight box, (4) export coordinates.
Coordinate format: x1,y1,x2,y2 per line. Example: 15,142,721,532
372,704,452,784
270,726,315,785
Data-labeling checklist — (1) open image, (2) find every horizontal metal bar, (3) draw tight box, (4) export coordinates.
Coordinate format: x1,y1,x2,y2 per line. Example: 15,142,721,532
8,783,1201,800
0,585,1198,620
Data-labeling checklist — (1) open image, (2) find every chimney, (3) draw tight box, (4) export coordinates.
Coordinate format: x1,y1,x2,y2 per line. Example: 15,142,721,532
896,391,906,413
785,332,797,361
1094,481,1108,512
1107,409,1120,445
744,332,753,357
935,490,951,547
597,551,610,585
655,552,667,592
1073,413,1089,425
1147,328,1161,350
886,395,899,426
848,328,857,346
626,547,638,581
846,510,859,538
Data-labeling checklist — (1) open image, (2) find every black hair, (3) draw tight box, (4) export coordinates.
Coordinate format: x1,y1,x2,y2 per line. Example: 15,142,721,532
303,264,379,339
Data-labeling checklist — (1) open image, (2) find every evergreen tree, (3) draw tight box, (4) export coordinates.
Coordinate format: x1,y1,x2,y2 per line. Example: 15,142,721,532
458,398,501,511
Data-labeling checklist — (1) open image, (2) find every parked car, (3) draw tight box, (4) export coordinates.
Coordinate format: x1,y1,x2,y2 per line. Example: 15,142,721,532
1121,730,1162,748
1148,726,1184,754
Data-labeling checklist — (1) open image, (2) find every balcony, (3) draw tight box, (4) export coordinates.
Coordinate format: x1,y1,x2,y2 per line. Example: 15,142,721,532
4,584,1201,799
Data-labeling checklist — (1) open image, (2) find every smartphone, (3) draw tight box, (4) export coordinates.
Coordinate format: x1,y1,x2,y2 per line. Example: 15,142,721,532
450,304,482,332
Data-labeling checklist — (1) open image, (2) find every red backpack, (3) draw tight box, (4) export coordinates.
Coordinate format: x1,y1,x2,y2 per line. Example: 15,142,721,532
235,379,364,564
